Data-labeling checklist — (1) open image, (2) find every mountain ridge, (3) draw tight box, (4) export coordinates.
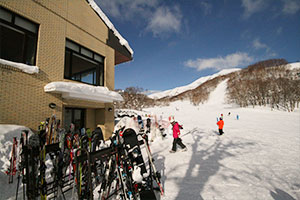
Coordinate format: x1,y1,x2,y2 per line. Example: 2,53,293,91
148,68,240,99
148,62,300,100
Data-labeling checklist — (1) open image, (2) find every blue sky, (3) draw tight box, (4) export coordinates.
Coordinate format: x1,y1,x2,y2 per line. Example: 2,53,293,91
95,0,300,92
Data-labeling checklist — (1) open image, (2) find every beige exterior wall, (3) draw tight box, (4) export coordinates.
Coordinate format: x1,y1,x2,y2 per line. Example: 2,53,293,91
0,0,117,136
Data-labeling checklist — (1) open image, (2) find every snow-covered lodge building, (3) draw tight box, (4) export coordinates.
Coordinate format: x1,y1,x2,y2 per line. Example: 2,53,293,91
0,0,132,137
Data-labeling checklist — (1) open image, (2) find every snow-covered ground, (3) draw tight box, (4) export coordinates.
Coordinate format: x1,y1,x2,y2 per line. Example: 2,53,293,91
144,79,300,200
1,79,299,200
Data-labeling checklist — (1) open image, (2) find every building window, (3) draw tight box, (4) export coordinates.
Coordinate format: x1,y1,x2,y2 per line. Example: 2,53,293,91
0,7,38,65
64,39,104,86
64,108,85,132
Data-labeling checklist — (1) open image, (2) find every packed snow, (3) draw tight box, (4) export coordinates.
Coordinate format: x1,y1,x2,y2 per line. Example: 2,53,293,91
44,81,123,102
1,79,299,200
143,80,300,200
148,68,240,99
0,58,39,74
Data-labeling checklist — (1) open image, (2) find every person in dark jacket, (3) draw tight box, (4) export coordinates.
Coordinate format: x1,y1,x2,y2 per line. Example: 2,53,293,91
146,118,151,133
137,115,144,131
170,121,187,153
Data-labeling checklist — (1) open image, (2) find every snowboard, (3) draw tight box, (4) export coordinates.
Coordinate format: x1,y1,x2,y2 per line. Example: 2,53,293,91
122,128,147,175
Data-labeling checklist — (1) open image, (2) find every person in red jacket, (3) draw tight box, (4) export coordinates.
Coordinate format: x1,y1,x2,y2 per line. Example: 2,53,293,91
217,117,224,135
170,121,187,153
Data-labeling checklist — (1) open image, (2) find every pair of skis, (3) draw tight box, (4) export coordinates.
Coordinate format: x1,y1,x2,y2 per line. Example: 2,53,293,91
7,132,26,199
75,147,93,200
47,115,59,145
6,130,28,183
139,133,164,196
38,121,48,200
6,137,18,184
16,130,29,200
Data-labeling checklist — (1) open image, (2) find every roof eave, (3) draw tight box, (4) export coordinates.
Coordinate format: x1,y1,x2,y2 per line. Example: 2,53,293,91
87,0,133,65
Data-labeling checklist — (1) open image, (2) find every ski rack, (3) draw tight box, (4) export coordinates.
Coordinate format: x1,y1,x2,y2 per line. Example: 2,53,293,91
75,148,93,200
22,142,74,199
76,146,115,163
11,125,163,200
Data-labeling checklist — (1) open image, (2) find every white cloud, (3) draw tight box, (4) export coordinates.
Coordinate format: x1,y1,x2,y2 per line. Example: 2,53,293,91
96,0,158,19
240,0,299,18
252,38,269,50
241,0,268,18
252,38,277,57
184,52,253,71
96,0,183,37
200,2,212,15
282,0,300,14
146,6,182,37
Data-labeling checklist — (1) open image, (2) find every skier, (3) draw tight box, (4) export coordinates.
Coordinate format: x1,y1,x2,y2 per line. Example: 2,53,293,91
150,115,159,142
146,117,151,133
217,117,224,135
137,115,144,131
170,121,187,153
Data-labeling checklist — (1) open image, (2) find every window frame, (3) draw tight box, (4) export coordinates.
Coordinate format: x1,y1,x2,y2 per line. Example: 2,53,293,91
64,107,86,132
64,39,105,86
0,6,39,65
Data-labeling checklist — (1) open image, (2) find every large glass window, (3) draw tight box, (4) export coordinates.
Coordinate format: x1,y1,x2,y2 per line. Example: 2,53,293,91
64,39,104,86
64,108,85,132
0,7,38,65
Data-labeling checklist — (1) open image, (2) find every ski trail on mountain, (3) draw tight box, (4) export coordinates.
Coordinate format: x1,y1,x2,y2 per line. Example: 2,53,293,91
206,79,227,106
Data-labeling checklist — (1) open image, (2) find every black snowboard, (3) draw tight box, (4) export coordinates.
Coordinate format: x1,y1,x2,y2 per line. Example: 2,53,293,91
122,128,147,175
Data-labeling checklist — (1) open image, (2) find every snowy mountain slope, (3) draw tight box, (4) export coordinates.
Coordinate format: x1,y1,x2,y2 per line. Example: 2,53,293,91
148,68,240,99
288,61,300,70
148,62,300,100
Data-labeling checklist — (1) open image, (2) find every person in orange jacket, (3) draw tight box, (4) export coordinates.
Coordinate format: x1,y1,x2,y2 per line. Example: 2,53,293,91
217,117,224,135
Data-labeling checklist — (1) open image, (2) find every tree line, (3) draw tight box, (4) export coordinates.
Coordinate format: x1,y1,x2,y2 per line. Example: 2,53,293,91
115,59,300,112
227,59,300,111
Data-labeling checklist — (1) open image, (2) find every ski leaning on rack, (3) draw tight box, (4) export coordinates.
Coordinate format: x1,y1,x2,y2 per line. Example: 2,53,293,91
6,137,18,183
16,133,24,200
38,121,48,200
139,132,164,196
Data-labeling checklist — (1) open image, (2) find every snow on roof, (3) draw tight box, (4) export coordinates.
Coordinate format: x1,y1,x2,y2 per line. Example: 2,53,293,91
149,68,240,99
87,0,134,56
0,58,39,74
44,81,123,103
